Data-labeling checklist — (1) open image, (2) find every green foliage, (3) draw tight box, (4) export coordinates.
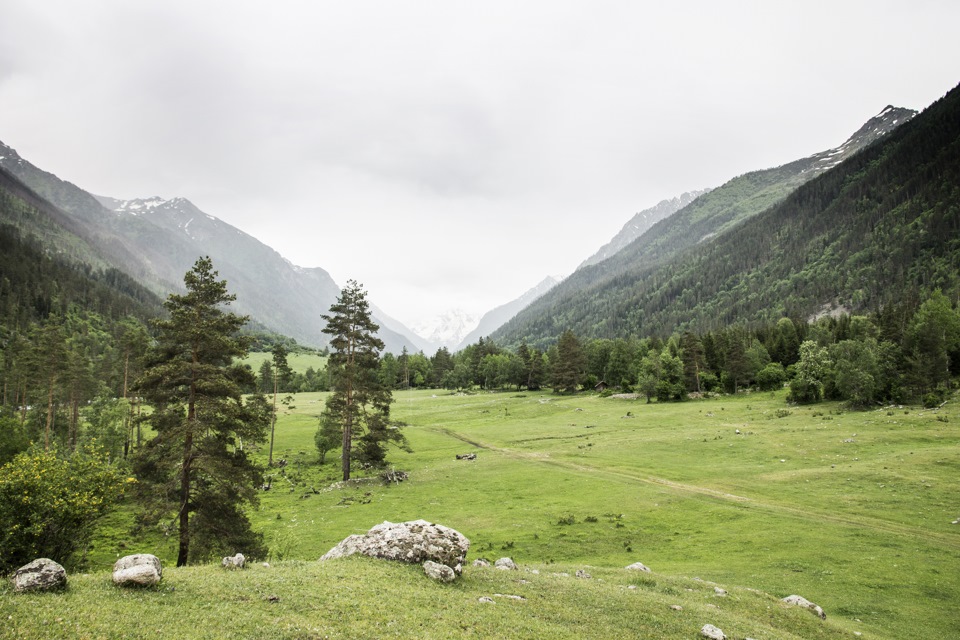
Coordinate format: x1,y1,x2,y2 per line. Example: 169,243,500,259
318,280,407,480
496,84,960,349
0,444,126,572
133,257,269,566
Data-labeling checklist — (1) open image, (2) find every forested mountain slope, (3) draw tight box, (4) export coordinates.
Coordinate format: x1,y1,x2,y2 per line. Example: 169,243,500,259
0,144,417,352
0,170,163,335
494,91,955,347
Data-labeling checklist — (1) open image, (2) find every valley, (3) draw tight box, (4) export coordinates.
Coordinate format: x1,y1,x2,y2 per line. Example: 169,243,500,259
71,387,960,639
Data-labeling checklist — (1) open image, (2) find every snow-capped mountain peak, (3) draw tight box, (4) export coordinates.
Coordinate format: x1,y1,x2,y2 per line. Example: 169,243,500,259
412,309,480,350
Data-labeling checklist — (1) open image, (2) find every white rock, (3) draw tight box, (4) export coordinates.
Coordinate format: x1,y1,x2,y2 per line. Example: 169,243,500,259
494,557,517,570
782,594,826,619
113,554,162,587
625,562,652,572
320,520,470,575
221,553,245,569
700,623,726,639
423,560,456,583
13,558,67,593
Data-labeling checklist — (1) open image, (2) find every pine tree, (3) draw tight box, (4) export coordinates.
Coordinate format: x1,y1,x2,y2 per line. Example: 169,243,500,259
553,330,587,393
318,280,406,482
268,344,292,466
133,257,269,566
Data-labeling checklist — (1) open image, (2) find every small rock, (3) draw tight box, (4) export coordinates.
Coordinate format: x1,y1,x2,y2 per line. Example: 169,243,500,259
494,557,517,571
575,569,592,579
478,596,495,604
700,623,726,639
13,558,67,593
627,585,637,590
782,594,826,619
669,604,683,611
423,560,456,583
221,553,245,569
265,594,280,602
625,562,652,572
714,587,727,596
113,554,162,587
472,558,491,567
493,593,526,601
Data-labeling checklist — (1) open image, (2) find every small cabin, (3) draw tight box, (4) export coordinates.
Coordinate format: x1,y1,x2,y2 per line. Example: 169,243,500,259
594,381,609,392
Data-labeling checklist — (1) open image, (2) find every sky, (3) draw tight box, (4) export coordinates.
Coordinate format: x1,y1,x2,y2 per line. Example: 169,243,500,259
1,1,958,329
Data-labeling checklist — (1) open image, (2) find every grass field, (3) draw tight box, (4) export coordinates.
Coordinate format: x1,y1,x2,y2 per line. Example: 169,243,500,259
5,388,958,638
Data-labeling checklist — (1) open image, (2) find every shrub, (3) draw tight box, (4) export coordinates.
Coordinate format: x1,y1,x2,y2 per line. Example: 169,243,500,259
0,444,127,572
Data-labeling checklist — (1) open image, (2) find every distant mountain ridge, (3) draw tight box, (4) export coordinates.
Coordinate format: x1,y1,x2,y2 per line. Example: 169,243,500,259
0,145,419,352
579,190,711,269
413,309,480,352
493,103,924,347
457,275,561,349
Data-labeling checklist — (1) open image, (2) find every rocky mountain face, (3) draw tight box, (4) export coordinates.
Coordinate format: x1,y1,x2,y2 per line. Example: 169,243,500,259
579,190,711,269
0,144,418,352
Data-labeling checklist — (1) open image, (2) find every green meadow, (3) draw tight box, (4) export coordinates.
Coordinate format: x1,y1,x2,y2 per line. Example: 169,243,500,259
6,388,958,639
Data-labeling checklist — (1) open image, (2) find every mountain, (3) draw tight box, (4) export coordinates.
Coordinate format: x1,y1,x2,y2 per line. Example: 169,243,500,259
457,276,561,350
0,144,419,353
579,190,711,269
413,309,480,352
492,101,936,347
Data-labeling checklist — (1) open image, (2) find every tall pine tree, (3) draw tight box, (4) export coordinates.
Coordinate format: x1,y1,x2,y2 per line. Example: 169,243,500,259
133,257,269,566
317,280,406,481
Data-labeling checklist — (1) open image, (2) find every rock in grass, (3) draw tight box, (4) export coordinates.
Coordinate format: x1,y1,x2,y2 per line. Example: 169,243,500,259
221,553,245,569
472,558,491,567
423,560,456,582
13,558,67,593
494,557,517,570
782,594,826,619
113,554,162,587
320,520,470,576
625,561,652,572
700,624,726,639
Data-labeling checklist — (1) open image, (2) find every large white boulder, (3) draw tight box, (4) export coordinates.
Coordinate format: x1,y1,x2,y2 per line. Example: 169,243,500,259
113,554,162,587
321,520,470,575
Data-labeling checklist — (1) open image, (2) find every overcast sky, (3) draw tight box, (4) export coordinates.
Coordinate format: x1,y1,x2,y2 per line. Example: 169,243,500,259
1,1,958,329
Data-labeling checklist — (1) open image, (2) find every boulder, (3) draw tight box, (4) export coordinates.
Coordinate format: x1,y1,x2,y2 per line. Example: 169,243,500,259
782,594,826,619
700,624,726,640
472,558,491,567
320,520,470,575
113,554,162,587
625,561,652,572
423,560,456,583
221,553,245,569
12,558,67,593
494,557,517,570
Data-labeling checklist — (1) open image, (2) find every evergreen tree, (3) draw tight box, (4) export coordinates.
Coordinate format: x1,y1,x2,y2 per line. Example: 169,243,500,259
317,280,406,481
268,344,292,466
133,257,269,566
553,330,587,393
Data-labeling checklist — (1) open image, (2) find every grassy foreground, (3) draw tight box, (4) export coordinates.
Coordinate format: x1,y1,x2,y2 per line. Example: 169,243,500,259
5,388,958,638
2,556,853,639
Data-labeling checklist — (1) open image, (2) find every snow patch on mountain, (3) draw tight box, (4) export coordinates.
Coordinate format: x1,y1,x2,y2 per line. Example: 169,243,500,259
413,309,480,350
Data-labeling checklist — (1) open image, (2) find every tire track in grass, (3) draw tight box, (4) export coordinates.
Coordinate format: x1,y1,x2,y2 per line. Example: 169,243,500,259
428,426,960,552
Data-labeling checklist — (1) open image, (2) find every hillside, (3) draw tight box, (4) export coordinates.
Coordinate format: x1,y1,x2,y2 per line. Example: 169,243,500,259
0,556,855,639
578,189,712,269
457,275,561,350
0,145,419,353
493,99,937,346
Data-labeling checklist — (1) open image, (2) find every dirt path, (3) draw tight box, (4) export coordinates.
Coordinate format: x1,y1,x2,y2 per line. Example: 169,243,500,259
429,426,960,552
